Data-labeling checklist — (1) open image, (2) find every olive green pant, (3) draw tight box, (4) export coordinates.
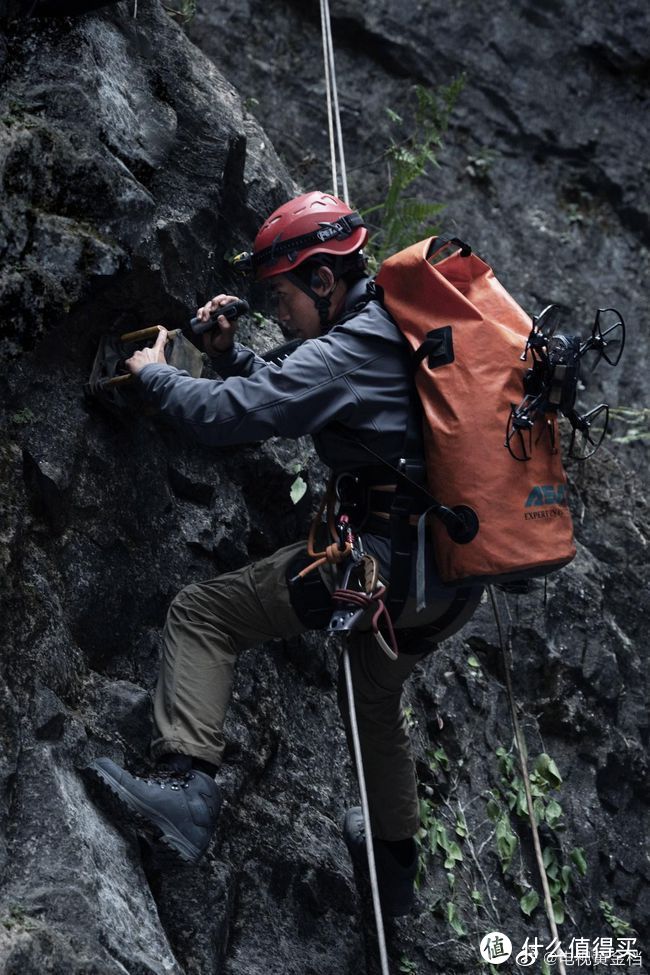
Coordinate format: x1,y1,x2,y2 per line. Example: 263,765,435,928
152,541,477,840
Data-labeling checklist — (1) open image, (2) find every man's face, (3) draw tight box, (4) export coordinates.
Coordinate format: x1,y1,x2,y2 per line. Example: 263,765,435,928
268,275,323,340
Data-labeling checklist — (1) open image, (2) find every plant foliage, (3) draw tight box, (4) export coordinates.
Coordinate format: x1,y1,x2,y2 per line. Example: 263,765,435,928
364,77,465,265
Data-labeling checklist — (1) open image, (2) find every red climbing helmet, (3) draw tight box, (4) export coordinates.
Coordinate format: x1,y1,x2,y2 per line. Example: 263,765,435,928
232,191,368,281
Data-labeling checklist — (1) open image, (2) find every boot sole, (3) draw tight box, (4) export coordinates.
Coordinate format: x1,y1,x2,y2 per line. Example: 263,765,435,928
84,764,203,865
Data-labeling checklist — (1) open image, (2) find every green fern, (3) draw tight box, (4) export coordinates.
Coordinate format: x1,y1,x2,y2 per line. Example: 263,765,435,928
365,77,465,265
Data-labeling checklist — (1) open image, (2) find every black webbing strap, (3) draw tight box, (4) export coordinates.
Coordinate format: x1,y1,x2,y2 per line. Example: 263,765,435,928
412,326,455,372
426,234,472,261
384,395,427,623
385,491,415,623
253,213,365,269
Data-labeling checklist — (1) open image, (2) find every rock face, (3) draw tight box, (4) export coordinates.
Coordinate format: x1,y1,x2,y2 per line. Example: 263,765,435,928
0,2,648,975
192,0,649,457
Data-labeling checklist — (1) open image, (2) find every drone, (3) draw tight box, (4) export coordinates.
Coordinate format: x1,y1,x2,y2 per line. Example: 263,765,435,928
506,304,626,462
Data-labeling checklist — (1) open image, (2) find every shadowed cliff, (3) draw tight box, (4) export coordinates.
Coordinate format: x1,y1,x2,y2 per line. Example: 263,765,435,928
0,2,648,973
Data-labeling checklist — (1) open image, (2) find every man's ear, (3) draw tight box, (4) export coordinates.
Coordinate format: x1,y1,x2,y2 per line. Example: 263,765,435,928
310,266,336,293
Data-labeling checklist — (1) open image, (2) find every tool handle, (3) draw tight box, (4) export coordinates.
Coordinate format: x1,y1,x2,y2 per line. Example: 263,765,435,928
119,325,180,343
189,299,250,335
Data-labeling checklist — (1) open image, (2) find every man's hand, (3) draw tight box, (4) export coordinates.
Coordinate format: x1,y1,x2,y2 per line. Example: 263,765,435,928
196,294,242,355
125,326,168,376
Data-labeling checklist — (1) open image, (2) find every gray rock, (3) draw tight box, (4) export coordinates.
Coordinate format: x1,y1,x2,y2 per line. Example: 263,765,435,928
0,0,648,973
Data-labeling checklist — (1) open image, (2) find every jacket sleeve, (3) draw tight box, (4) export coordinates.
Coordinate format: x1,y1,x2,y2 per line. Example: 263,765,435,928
209,342,268,378
136,336,372,446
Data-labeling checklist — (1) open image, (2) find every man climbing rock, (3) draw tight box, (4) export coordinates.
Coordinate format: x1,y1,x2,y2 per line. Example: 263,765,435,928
86,191,482,916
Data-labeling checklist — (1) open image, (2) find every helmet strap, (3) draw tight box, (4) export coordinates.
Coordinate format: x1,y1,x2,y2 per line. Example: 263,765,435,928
286,271,334,331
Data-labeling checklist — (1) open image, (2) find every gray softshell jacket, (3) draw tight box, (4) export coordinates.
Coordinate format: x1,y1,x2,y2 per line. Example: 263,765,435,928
137,280,460,603
137,279,416,475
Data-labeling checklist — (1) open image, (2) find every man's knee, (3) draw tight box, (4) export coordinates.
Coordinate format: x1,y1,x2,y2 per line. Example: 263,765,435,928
168,582,200,617
165,578,228,629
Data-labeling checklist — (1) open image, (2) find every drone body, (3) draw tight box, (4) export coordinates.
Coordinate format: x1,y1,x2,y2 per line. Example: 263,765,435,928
507,305,625,462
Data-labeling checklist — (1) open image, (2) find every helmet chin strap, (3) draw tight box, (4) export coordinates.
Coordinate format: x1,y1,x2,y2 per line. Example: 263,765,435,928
286,272,335,331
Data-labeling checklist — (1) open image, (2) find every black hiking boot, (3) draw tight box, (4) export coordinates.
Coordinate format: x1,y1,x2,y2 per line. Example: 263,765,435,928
343,807,418,917
84,757,220,864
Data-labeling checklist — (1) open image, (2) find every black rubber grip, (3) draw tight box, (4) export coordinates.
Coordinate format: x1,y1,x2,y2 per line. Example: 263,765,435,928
189,299,250,335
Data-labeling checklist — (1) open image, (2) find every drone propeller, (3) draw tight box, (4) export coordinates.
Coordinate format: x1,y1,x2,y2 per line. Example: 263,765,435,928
567,403,609,460
580,307,626,369
521,304,563,361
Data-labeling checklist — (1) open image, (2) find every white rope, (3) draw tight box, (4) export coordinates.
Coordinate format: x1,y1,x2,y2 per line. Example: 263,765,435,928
319,0,338,197
319,0,350,204
343,644,390,975
488,587,568,975
319,3,384,960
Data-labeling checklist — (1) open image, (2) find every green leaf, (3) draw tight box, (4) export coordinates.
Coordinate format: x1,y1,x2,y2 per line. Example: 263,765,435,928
534,753,563,788
471,889,483,905
600,900,633,935
570,847,587,877
446,871,455,889
437,825,451,853
419,799,432,824
428,826,438,854
541,961,551,975
519,889,539,916
560,865,572,894
467,655,481,669
446,901,466,937
545,798,563,828
289,475,307,505
398,956,417,974
455,815,468,838
546,859,559,881
433,746,450,770
495,814,517,869
552,899,565,925
486,796,500,822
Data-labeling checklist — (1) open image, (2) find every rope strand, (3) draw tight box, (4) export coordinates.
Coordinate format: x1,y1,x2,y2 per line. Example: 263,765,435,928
320,0,349,203
319,0,338,196
343,645,391,975
318,8,383,969
488,586,567,975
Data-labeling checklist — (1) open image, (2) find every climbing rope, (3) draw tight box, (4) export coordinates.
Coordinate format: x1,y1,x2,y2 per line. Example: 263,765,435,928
343,643,391,975
488,586,568,975
319,0,350,204
317,11,387,969
294,477,390,970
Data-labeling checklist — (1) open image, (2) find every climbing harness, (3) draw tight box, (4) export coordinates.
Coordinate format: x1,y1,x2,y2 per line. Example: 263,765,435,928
488,587,568,975
290,485,400,660
286,457,399,973
329,539,399,661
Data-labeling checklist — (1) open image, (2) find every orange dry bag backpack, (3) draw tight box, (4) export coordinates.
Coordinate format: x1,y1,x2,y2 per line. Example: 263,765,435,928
374,235,576,586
